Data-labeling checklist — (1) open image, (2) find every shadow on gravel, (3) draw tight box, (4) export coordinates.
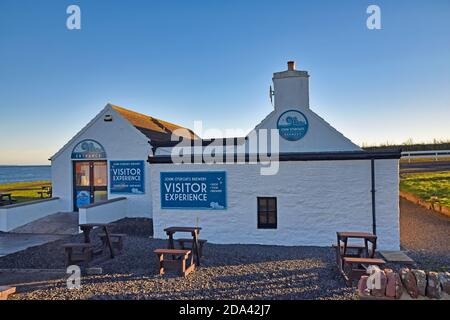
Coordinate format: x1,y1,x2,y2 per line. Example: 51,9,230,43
80,266,352,300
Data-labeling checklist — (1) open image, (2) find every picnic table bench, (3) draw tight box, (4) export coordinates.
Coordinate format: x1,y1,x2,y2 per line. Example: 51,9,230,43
0,193,16,206
177,238,207,257
164,226,202,266
98,233,126,251
333,243,368,266
63,223,120,267
154,248,195,277
342,257,386,286
335,231,386,286
62,243,94,266
37,186,52,199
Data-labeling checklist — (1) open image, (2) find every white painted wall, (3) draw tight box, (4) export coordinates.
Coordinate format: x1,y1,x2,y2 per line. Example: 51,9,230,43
150,160,400,250
373,159,400,249
50,105,152,218
273,70,310,110
0,198,61,232
78,198,128,225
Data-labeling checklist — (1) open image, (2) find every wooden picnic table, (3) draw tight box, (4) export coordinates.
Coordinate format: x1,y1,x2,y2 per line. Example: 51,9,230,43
79,223,115,259
37,186,52,198
0,193,12,201
0,193,15,206
335,231,385,286
336,231,377,259
164,226,202,266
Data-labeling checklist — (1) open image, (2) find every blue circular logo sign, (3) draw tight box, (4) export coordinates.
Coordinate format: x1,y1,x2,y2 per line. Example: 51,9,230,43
277,110,309,141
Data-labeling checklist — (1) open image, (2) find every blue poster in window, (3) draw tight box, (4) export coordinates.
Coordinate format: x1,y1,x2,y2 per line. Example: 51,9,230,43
76,191,91,208
160,171,227,210
110,161,145,194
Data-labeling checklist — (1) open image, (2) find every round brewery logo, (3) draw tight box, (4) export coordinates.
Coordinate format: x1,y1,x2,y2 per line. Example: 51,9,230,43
277,110,309,141
71,139,107,159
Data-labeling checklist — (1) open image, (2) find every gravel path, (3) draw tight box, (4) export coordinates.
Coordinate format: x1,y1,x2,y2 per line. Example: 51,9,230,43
400,198,450,271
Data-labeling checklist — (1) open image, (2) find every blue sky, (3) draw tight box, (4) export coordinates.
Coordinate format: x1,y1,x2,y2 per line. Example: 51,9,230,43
1,0,449,164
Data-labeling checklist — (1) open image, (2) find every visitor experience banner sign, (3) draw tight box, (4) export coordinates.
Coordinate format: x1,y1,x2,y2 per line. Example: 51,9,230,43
110,160,145,194
160,171,227,210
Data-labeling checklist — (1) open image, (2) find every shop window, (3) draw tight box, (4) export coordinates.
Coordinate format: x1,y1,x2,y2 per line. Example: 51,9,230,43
257,197,277,229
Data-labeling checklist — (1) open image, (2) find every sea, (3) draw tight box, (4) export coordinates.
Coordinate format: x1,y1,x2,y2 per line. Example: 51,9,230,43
0,166,51,184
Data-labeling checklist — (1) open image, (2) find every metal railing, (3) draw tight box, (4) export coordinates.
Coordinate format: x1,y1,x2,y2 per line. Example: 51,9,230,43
401,150,450,162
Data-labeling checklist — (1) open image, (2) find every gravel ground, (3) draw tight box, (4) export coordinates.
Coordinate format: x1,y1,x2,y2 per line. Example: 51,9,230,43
2,231,355,300
1,200,449,300
400,198,450,271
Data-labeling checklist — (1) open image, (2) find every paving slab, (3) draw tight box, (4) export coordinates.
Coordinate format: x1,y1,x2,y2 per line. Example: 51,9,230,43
379,250,415,264
11,212,78,235
0,234,64,257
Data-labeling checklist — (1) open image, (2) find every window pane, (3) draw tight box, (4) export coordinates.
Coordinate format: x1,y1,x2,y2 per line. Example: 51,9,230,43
93,162,107,186
75,162,90,186
94,190,107,203
268,199,276,211
258,198,267,212
257,197,277,229
267,212,277,224
258,212,266,225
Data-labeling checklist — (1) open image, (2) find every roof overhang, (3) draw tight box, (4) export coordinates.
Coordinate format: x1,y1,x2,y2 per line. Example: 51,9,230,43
147,149,401,164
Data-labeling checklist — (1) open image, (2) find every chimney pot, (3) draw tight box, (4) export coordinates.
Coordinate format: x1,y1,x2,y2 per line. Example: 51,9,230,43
287,61,295,71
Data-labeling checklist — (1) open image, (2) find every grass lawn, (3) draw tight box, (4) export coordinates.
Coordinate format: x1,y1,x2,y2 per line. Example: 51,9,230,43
400,171,450,208
400,157,450,163
0,180,51,203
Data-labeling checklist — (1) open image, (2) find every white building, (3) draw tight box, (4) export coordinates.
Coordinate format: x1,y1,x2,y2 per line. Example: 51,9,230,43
49,104,198,220
148,61,401,250
47,61,400,249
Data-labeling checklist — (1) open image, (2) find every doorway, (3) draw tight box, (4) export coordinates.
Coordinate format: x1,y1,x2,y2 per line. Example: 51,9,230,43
73,161,107,211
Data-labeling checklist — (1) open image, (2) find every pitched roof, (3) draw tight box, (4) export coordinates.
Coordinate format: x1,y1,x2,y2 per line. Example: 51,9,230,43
49,104,199,161
111,105,199,142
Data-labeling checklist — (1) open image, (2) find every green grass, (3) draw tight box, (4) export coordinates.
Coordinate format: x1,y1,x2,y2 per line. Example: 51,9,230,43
400,172,450,208
0,180,51,203
400,157,450,163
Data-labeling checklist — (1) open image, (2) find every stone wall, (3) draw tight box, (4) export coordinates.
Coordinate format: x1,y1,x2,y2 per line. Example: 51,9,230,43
359,267,450,300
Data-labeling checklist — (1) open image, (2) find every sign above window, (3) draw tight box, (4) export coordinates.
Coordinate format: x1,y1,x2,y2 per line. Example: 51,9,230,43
110,160,145,194
277,110,309,141
71,139,107,159
160,171,227,210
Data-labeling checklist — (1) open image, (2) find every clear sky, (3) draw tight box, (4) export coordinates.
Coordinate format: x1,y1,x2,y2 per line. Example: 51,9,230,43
1,0,449,165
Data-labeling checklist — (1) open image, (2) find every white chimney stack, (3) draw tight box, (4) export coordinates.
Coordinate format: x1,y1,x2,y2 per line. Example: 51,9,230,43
272,61,310,111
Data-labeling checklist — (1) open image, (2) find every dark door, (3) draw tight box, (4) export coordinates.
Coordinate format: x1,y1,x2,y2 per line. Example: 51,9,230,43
73,161,107,211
